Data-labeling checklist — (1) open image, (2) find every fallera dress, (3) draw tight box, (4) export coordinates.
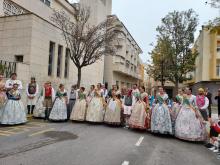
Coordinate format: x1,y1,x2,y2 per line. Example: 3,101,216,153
70,92,87,121
175,97,207,141
1,90,27,125
104,98,122,125
86,95,105,123
151,94,172,134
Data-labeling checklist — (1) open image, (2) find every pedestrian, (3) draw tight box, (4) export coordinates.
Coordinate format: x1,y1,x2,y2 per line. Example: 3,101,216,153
122,89,133,127
102,84,108,102
67,85,78,120
86,89,105,123
49,84,68,121
195,88,209,121
0,73,7,115
129,93,148,130
26,77,39,115
42,81,55,121
214,89,220,120
104,90,122,126
205,88,212,119
140,86,150,129
70,87,87,121
151,87,172,135
1,83,27,125
5,73,22,91
175,93,207,142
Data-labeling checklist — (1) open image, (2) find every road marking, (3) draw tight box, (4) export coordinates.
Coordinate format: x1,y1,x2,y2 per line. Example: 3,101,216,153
122,161,129,165
135,136,144,146
29,128,54,137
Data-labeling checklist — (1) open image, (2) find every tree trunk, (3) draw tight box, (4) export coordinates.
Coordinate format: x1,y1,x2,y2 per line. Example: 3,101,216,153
77,67,82,88
174,81,179,96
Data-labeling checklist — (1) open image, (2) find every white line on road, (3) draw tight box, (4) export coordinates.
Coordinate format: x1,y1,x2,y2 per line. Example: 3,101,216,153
122,161,129,165
135,136,144,146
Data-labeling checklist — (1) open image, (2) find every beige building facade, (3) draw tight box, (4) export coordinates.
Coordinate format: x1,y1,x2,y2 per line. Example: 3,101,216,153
104,15,143,89
185,26,220,101
0,0,112,91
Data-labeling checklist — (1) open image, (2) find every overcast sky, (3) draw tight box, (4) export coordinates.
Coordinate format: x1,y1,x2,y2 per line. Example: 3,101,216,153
69,0,219,62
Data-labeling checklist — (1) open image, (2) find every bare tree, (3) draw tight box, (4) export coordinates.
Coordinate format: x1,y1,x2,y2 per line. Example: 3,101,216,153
51,5,120,87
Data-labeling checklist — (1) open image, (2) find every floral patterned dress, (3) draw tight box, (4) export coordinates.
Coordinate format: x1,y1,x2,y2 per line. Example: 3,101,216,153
151,94,172,134
1,89,27,125
0,81,7,117
49,90,68,121
175,97,207,141
70,92,87,121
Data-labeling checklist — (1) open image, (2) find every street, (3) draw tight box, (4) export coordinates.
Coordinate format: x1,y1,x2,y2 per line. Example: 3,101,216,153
0,119,219,165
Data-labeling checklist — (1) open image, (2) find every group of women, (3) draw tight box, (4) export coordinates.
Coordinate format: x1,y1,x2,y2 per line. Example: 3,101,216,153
0,72,211,143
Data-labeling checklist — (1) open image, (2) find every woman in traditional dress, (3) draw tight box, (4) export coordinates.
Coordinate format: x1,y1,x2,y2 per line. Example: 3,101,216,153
0,74,7,117
26,77,39,115
175,92,207,142
140,86,150,129
151,87,172,135
1,83,27,125
33,88,45,118
129,93,147,130
49,84,68,121
171,88,184,133
104,90,122,126
86,89,105,123
70,87,87,121
87,85,95,103
195,88,209,121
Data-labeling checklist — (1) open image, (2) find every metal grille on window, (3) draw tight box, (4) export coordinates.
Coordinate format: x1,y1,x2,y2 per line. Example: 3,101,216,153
3,0,28,16
48,42,55,76
64,48,70,78
57,45,63,78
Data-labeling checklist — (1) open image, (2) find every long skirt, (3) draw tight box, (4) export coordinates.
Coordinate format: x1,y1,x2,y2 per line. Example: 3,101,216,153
86,97,104,123
0,91,7,117
104,101,121,125
67,99,76,119
129,102,147,130
175,105,207,141
49,98,67,121
171,103,181,133
33,97,45,118
70,99,87,121
1,100,27,125
151,103,172,134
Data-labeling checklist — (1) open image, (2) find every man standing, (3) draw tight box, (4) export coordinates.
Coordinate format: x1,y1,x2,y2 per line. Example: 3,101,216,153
215,89,220,120
205,88,212,119
68,85,78,120
43,81,55,120
26,77,39,115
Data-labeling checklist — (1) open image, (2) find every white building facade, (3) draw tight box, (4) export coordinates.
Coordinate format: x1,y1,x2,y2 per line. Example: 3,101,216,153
0,0,112,91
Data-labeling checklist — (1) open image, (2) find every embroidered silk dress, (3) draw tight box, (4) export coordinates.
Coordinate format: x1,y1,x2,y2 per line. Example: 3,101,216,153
104,98,122,125
70,92,87,121
86,93,105,123
1,90,27,125
0,80,6,117
33,90,46,118
175,97,207,141
151,94,172,134
49,90,68,121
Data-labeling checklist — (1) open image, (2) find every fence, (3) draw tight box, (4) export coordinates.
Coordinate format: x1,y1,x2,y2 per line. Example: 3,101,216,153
0,60,17,78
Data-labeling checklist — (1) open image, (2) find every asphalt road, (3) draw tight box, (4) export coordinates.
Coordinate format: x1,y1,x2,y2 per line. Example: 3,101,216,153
0,119,219,165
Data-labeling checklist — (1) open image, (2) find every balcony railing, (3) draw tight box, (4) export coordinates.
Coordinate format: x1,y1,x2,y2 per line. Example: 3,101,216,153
0,60,17,78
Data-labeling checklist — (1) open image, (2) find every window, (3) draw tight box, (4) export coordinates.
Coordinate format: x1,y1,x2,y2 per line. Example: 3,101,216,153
64,48,70,78
40,0,51,7
217,65,220,77
48,41,55,76
14,55,23,62
57,45,63,77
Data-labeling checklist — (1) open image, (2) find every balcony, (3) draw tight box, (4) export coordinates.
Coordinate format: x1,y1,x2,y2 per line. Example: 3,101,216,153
113,63,139,79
